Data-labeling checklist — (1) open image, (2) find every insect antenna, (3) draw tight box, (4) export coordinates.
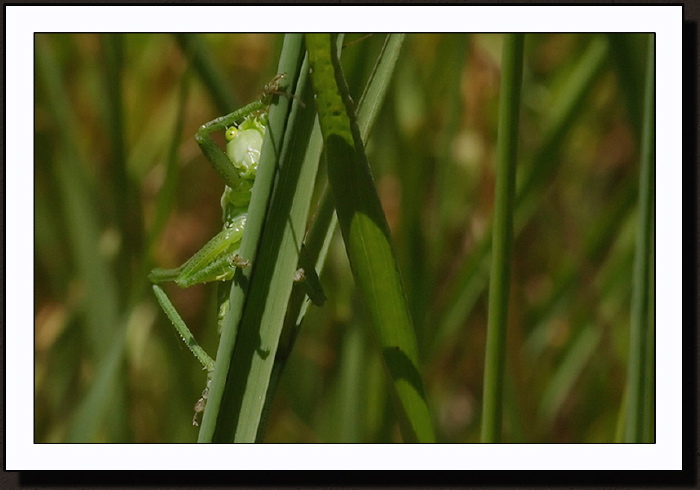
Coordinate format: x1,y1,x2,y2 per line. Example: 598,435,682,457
342,33,374,50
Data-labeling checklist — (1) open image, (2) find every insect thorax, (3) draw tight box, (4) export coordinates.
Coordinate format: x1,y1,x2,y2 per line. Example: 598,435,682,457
221,112,267,227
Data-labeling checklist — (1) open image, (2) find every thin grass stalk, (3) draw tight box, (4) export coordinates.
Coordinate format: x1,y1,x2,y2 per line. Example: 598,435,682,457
480,33,525,443
623,34,655,443
431,36,609,358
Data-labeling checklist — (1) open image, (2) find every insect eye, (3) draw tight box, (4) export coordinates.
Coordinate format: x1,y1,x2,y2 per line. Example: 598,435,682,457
225,127,239,142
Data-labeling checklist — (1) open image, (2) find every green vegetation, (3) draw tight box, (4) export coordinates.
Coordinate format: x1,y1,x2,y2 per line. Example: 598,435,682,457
35,33,652,443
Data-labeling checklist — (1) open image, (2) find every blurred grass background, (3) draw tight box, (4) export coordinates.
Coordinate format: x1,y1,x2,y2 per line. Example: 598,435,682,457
34,33,651,443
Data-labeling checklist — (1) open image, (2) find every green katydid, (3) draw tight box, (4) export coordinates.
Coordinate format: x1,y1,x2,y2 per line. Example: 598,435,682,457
149,73,324,426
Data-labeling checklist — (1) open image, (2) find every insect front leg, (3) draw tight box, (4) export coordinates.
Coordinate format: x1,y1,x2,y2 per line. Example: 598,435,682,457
194,99,267,189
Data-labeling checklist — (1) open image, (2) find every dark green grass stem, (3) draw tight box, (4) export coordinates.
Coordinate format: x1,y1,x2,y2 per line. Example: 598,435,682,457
481,34,525,443
624,34,655,443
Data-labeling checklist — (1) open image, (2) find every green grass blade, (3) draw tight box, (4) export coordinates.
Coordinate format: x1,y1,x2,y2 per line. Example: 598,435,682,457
197,34,317,443
330,322,366,442
480,33,525,443
259,34,406,439
623,34,655,443
355,34,406,137
306,33,435,443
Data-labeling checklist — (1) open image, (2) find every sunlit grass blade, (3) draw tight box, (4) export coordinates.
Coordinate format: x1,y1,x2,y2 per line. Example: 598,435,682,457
306,33,435,443
259,34,406,440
